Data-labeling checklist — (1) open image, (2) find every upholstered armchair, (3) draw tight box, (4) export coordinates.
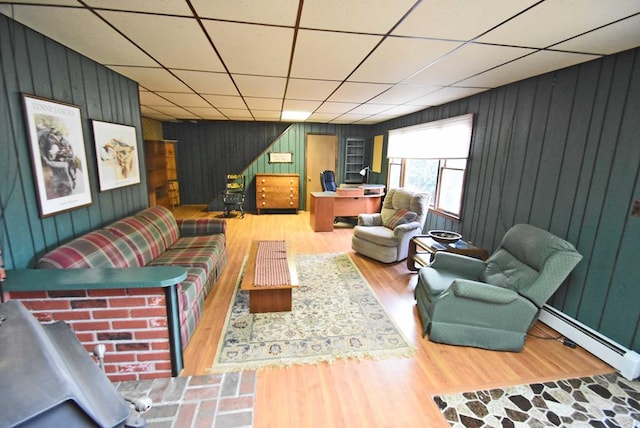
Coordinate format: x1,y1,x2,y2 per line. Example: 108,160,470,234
414,224,582,352
352,188,430,263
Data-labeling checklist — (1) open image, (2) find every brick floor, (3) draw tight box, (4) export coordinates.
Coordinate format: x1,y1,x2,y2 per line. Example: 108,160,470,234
116,371,256,428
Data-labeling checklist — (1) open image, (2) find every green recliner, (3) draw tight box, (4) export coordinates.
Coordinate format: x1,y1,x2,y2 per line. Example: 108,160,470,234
414,224,582,352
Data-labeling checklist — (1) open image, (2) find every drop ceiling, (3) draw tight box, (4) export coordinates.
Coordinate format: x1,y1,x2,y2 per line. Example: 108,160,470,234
1,0,639,124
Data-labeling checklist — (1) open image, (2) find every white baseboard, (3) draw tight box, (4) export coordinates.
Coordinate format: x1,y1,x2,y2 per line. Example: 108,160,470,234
538,305,640,381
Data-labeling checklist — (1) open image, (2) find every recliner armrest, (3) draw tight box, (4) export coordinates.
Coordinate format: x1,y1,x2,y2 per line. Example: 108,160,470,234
451,280,519,304
428,252,486,277
392,221,422,236
357,213,383,226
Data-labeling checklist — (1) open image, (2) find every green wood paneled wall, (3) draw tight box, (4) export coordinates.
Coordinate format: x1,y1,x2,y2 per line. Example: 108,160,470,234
163,121,370,212
372,47,640,352
0,15,147,269
1,13,637,354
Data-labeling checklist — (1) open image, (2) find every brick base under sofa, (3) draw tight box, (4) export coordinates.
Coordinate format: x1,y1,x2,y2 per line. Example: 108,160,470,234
4,206,226,381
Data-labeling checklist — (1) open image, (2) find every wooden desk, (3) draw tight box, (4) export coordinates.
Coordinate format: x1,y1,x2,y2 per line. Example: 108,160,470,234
241,241,299,313
309,191,383,232
407,235,489,271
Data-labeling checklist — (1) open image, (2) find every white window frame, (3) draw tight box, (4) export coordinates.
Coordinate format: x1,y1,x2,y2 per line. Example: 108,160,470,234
387,114,473,219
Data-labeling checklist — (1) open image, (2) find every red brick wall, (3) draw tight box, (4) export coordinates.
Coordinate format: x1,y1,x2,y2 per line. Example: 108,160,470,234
8,287,172,381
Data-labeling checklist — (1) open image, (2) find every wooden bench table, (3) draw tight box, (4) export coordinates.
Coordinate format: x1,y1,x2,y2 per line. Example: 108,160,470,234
241,240,299,313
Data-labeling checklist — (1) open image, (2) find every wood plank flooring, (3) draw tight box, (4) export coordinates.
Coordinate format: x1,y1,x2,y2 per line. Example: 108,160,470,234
174,206,613,427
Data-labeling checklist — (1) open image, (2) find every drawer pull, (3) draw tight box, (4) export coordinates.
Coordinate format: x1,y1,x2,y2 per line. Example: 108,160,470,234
262,194,265,198
262,201,266,206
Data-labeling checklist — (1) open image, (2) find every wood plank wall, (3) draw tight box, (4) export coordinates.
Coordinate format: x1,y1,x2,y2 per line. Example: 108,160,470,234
163,121,370,212
372,47,640,352
0,15,147,269
1,12,637,353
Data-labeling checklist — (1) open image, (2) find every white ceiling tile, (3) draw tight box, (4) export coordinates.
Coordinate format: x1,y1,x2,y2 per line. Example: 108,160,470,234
8,5,156,66
393,0,539,40
191,0,299,26
307,112,341,122
350,37,462,84
183,107,226,120
252,111,282,121
152,105,200,118
290,30,382,80
300,0,416,33
379,104,427,117
5,0,638,125
552,14,640,55
140,106,176,121
282,99,322,111
109,66,193,92
83,0,192,15
349,104,396,115
326,82,392,103
219,108,254,120
233,75,287,98
402,43,535,86
316,102,361,114
244,98,282,111
139,91,176,106
100,11,224,71
155,92,210,108
203,21,293,76
201,95,247,109
172,70,239,96
369,85,440,104
285,79,342,101
457,51,601,88
477,0,640,49
331,113,371,123
408,87,489,106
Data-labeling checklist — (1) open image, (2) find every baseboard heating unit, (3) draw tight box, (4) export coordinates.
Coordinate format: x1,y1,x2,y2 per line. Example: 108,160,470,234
538,305,640,381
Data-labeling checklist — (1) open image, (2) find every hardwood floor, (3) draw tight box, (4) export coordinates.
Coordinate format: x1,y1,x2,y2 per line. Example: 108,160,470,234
174,206,613,427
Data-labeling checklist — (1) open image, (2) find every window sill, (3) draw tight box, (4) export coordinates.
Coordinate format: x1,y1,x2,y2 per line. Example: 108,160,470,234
429,208,461,223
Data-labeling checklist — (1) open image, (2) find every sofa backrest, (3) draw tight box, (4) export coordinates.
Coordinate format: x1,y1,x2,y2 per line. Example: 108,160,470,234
136,206,180,248
480,224,583,307
105,216,167,266
380,188,431,228
36,229,141,269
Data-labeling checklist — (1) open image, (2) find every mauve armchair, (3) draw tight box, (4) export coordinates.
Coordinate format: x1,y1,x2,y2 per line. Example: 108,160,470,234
414,223,582,352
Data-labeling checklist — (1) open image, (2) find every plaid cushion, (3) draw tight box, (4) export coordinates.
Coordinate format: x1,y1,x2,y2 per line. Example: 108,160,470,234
170,235,225,250
383,208,417,229
180,292,205,350
177,218,226,236
137,206,180,248
106,216,167,266
36,230,140,269
180,267,207,313
148,248,216,276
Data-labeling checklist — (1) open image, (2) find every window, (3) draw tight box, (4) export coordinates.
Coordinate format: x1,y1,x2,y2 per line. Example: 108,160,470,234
387,114,473,218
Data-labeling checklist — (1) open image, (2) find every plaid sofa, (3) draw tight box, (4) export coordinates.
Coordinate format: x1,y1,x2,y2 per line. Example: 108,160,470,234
36,206,227,351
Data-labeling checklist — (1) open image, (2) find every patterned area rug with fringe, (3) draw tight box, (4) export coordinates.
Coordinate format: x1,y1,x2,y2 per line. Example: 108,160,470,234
211,252,414,372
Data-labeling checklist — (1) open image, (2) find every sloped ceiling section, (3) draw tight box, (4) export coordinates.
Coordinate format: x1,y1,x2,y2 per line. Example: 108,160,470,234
1,0,639,124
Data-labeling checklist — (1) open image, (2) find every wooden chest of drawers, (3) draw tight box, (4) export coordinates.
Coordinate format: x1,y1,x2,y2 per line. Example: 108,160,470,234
256,173,299,215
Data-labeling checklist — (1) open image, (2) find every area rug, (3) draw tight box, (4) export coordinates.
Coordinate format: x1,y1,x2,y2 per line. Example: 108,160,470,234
434,372,640,427
211,252,414,372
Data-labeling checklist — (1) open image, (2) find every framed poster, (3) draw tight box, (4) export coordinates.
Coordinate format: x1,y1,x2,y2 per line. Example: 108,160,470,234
268,152,293,163
22,94,92,217
91,120,140,191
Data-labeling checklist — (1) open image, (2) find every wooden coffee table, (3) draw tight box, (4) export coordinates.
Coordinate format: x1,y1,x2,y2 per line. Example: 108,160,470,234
240,240,299,313
407,235,489,271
